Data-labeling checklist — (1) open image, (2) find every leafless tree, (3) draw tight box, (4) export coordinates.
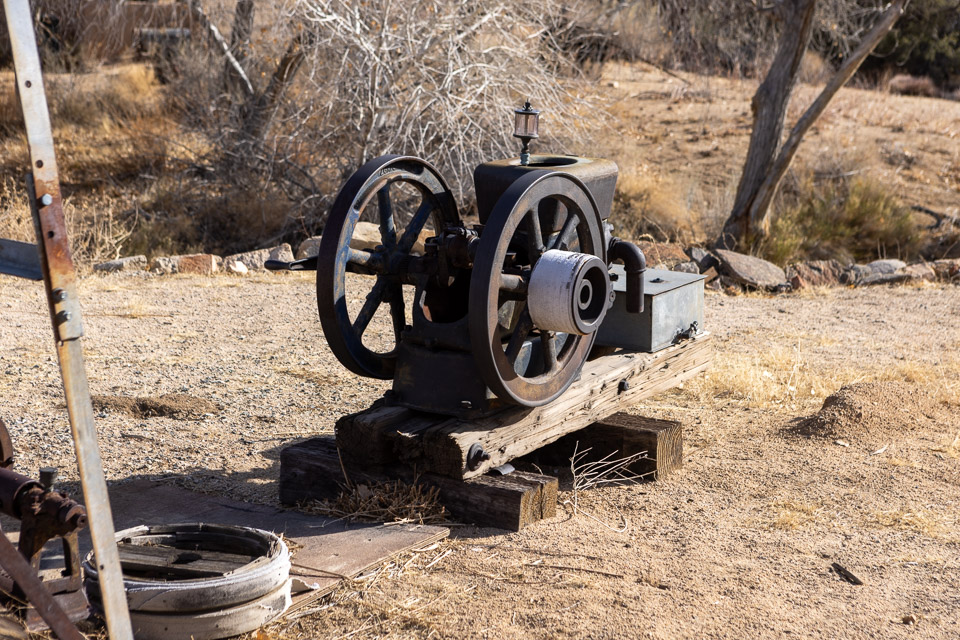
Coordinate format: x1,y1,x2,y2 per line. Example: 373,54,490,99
717,0,907,250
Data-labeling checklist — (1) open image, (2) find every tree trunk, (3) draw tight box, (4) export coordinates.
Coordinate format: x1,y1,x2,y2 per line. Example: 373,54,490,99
223,0,255,95
717,0,817,250
717,0,907,251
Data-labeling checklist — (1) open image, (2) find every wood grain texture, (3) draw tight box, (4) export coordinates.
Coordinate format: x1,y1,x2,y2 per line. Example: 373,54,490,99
280,436,557,531
424,332,710,479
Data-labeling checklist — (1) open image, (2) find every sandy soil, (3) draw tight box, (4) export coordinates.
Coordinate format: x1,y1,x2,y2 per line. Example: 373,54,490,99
1,271,958,639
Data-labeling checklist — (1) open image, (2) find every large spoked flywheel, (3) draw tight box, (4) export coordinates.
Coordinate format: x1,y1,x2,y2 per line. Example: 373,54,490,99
317,155,460,379
469,171,608,407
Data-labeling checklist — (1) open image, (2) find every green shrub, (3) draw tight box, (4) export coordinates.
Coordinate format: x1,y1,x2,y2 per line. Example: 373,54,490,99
762,172,921,266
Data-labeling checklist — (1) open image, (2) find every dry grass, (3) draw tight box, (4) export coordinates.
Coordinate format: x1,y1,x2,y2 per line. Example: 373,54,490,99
613,168,704,244
766,500,823,530
870,509,958,541
300,479,449,526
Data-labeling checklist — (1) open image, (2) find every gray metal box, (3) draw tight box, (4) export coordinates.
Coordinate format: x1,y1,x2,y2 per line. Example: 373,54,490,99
595,267,705,353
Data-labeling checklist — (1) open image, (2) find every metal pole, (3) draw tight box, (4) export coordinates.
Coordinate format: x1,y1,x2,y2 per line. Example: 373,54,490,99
2,1,134,638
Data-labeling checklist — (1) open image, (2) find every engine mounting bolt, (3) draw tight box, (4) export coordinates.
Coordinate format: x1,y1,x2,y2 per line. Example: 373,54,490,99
52,288,66,301
39,466,57,491
466,443,491,471
40,194,53,207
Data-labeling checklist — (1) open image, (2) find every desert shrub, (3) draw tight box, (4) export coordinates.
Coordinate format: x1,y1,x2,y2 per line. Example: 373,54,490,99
762,164,920,266
887,74,941,98
612,170,704,245
165,0,598,241
863,0,960,91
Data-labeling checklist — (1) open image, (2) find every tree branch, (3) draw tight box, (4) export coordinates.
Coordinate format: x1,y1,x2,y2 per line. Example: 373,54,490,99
745,0,907,237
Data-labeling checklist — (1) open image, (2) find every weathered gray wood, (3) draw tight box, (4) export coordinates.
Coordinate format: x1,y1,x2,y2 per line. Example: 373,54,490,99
334,333,710,480
527,414,682,480
422,332,710,479
279,436,557,531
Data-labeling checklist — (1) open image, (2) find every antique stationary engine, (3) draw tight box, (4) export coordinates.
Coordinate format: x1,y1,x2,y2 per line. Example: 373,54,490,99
269,103,704,418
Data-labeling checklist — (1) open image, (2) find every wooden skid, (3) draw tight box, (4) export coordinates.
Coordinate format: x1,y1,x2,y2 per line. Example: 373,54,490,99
279,436,558,531
337,332,711,479
521,413,683,480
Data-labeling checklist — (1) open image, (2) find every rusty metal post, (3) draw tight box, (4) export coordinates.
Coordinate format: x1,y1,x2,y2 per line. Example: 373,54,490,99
2,1,134,638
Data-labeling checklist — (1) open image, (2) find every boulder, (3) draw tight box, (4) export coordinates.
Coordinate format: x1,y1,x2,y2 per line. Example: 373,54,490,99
902,262,935,281
296,236,323,260
148,257,178,275
714,249,786,289
224,243,293,271
350,222,382,252
840,264,871,285
177,253,219,275
858,272,915,287
931,258,960,280
785,259,844,288
865,258,906,275
93,255,147,273
685,246,719,272
348,222,431,255
672,261,699,274
225,260,248,275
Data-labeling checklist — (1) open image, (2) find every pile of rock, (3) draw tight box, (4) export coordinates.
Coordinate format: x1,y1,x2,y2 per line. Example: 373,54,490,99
93,234,960,294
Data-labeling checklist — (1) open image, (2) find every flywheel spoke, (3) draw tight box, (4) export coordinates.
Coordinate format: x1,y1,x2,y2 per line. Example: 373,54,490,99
550,211,578,251
377,185,397,249
504,307,533,364
541,331,558,372
352,276,388,336
397,200,433,254
387,281,405,342
525,210,545,260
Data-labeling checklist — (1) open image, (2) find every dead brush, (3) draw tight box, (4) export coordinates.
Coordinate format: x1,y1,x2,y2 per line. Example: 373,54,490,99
301,480,448,526
562,443,652,533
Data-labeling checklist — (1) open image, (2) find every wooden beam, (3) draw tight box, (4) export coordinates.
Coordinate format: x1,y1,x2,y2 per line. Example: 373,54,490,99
525,414,683,480
279,436,558,531
420,332,710,479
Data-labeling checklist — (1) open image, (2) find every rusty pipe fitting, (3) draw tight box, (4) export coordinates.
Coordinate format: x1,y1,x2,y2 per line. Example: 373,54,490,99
608,238,646,313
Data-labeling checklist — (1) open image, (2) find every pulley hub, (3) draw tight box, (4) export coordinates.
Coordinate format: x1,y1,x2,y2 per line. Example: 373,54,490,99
527,249,610,335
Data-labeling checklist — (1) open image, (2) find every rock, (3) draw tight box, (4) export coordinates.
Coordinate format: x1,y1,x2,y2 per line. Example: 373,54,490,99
858,272,915,286
785,259,844,287
840,264,871,285
701,266,719,283
225,260,248,275
93,255,147,273
672,261,699,274
902,262,935,281
638,242,690,270
296,236,323,260
268,243,295,263
714,249,786,289
790,274,807,290
931,258,960,280
865,258,906,275
148,257,178,275
350,222,382,252
224,244,293,271
685,246,719,272
176,253,220,275
347,223,431,255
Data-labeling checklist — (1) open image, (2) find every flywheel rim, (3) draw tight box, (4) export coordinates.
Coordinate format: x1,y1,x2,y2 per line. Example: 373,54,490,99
316,155,460,379
468,171,606,407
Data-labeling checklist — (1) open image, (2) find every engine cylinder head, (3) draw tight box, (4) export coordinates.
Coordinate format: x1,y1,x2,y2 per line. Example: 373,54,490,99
527,249,611,335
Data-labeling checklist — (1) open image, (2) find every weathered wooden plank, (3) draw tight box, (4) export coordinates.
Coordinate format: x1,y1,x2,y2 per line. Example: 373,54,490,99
279,436,557,531
423,332,711,479
523,414,683,480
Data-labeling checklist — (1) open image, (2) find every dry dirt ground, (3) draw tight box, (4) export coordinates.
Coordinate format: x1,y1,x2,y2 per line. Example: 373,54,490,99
1,271,958,639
